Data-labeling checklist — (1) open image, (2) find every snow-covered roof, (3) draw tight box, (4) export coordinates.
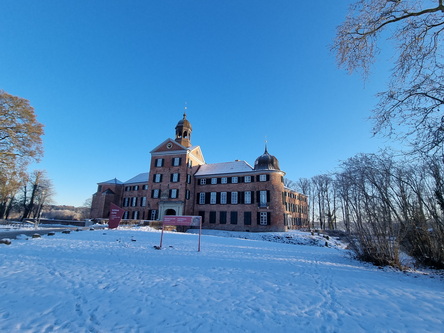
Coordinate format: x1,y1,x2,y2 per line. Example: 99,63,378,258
124,173,149,184
98,178,123,185
195,161,254,176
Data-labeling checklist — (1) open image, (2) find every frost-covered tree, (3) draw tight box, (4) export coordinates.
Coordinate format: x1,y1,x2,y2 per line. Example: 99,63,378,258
334,0,444,157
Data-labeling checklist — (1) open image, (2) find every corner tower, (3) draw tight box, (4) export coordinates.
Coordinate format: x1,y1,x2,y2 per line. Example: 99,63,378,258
175,113,192,148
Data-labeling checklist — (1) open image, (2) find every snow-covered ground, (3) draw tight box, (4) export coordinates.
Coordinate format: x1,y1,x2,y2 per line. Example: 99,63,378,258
0,226,443,332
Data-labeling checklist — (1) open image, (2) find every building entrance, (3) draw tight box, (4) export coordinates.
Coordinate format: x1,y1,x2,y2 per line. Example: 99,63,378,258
165,209,176,216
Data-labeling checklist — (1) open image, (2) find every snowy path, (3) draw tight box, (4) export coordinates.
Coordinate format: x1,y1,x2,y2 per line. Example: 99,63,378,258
0,229,443,332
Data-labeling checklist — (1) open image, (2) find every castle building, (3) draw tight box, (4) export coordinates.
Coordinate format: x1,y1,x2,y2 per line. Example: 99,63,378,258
91,114,308,232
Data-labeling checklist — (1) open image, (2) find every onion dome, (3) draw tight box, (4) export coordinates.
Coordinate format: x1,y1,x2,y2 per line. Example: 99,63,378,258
254,146,281,171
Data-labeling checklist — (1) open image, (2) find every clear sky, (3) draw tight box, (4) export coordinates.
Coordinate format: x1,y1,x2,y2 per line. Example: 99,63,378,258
0,1,396,207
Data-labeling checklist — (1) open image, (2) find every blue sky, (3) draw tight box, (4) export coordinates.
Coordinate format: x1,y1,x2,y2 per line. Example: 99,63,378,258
0,1,395,207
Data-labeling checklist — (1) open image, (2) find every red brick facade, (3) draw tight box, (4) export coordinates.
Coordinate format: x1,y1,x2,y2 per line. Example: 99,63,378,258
90,115,308,231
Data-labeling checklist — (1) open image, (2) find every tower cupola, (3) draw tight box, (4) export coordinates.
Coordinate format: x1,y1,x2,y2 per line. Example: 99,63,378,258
254,145,281,171
175,113,192,147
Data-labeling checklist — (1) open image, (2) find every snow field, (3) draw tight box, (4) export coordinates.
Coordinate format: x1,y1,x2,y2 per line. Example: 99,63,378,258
0,228,443,332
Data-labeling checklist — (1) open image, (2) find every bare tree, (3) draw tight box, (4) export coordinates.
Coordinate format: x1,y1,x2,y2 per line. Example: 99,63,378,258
21,170,53,220
334,0,444,157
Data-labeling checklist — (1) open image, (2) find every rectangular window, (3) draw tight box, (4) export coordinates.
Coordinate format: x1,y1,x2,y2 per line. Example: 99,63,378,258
200,179,206,185
199,211,205,223
220,211,227,224
260,190,267,207
199,192,205,204
211,177,217,184
133,185,139,191
186,189,190,200
132,211,139,219
125,186,131,192
259,174,267,181
131,197,137,207
244,176,251,183
210,192,216,204
232,176,238,183
152,189,160,199
187,174,191,184
154,174,162,183
220,192,227,204
244,191,251,204
150,210,157,220
123,211,129,219
230,211,238,224
231,192,238,204
260,212,268,225
172,173,179,182
141,197,147,207
244,212,252,225
142,184,148,190
172,157,181,166
210,211,216,224
155,158,164,167
170,189,178,199
221,177,227,184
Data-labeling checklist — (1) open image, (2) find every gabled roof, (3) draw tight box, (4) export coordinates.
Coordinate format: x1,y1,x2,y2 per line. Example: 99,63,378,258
124,173,149,184
195,161,254,176
98,178,123,185
150,138,187,154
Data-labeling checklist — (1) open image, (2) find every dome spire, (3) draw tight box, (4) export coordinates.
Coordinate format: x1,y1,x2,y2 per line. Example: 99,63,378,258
254,143,280,171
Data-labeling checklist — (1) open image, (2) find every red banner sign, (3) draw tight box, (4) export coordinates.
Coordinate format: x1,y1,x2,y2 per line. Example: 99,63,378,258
163,216,202,226
109,203,124,229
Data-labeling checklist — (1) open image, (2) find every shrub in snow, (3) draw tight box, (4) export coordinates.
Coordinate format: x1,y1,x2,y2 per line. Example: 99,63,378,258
0,238,11,245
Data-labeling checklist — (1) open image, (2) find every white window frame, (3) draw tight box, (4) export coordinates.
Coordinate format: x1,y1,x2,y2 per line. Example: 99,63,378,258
211,177,217,184
150,210,157,220
232,176,238,183
172,173,179,182
155,158,163,167
170,189,178,199
210,192,216,204
131,197,137,207
173,157,181,166
260,190,267,206
220,192,227,205
154,174,161,183
260,212,268,225
244,176,251,183
153,189,160,199
141,197,147,207
199,192,205,204
231,192,238,204
244,191,251,204
221,177,227,184
259,174,267,181
200,179,206,185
